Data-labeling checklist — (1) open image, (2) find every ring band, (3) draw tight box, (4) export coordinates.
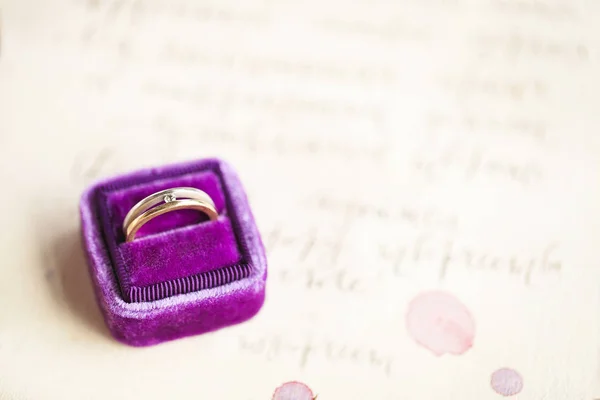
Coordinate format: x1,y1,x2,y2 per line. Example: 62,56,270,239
122,187,218,242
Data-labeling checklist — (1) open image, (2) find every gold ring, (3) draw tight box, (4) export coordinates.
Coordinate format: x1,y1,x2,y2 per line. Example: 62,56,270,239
122,187,218,242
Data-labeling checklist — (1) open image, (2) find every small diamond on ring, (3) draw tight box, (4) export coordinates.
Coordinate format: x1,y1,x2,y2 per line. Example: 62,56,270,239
164,194,176,203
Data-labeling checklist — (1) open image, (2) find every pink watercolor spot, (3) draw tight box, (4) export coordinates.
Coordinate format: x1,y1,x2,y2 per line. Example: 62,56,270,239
406,291,475,356
272,381,314,400
491,368,523,396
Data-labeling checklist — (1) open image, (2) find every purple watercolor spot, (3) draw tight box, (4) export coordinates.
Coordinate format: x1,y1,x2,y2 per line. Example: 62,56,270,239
272,381,314,400
491,368,523,396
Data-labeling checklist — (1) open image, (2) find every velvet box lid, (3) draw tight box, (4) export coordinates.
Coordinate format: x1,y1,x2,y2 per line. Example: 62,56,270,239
79,157,267,346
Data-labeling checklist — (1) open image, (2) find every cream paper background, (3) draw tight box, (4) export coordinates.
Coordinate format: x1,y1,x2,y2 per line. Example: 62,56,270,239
1,0,600,399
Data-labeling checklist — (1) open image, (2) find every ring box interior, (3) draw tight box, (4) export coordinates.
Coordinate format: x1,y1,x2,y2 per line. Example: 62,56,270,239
79,158,267,346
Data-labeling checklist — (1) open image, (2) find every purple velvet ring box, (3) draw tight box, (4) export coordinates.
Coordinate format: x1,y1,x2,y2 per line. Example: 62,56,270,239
79,158,267,346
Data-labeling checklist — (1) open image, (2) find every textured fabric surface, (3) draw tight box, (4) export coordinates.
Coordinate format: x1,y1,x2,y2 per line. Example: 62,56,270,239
118,218,242,289
79,157,267,346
